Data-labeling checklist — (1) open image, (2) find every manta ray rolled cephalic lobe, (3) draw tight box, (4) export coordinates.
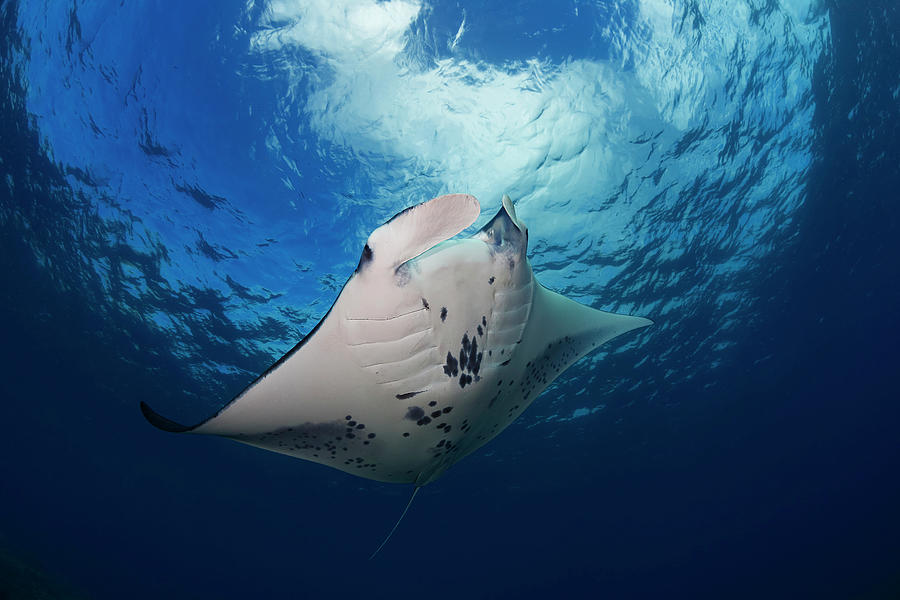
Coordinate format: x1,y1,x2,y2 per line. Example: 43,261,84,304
141,194,652,487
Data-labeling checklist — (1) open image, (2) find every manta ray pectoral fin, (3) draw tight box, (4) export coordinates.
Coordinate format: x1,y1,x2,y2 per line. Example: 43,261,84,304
140,401,205,433
363,193,481,272
529,283,653,356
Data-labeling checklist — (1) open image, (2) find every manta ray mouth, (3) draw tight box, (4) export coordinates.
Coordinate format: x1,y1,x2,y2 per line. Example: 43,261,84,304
477,193,527,253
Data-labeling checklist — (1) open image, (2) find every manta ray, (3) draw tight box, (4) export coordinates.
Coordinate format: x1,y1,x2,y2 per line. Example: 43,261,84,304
141,193,651,555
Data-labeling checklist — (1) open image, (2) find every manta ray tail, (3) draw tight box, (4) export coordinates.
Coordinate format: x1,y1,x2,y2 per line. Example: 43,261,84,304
369,486,421,560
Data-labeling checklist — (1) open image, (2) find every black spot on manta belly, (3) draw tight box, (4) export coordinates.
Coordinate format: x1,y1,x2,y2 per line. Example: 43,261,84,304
405,406,425,420
443,352,459,377
396,391,422,400
460,333,470,366
471,352,482,376
440,307,447,321
422,297,430,310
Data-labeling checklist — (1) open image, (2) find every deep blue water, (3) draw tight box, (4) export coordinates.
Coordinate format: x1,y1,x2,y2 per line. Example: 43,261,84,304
1,0,899,598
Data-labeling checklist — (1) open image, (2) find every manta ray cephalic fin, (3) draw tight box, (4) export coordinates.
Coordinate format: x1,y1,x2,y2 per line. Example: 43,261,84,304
362,193,480,272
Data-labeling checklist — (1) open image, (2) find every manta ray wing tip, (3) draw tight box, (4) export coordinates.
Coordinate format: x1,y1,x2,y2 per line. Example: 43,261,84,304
140,401,197,433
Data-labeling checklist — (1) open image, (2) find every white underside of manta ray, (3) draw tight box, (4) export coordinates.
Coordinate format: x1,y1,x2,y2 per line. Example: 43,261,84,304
141,193,652,488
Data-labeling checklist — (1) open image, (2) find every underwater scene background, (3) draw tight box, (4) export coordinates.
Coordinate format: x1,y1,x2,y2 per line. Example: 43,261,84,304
1,0,898,598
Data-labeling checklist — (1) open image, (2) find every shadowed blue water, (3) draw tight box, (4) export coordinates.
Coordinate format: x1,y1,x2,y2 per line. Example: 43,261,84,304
1,1,898,598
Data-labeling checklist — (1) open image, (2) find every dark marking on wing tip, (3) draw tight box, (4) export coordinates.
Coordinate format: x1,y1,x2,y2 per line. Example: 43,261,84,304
440,307,447,322
422,298,430,310
139,402,198,433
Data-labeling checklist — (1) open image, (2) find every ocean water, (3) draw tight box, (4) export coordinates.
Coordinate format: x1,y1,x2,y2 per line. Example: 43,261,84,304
1,0,898,598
